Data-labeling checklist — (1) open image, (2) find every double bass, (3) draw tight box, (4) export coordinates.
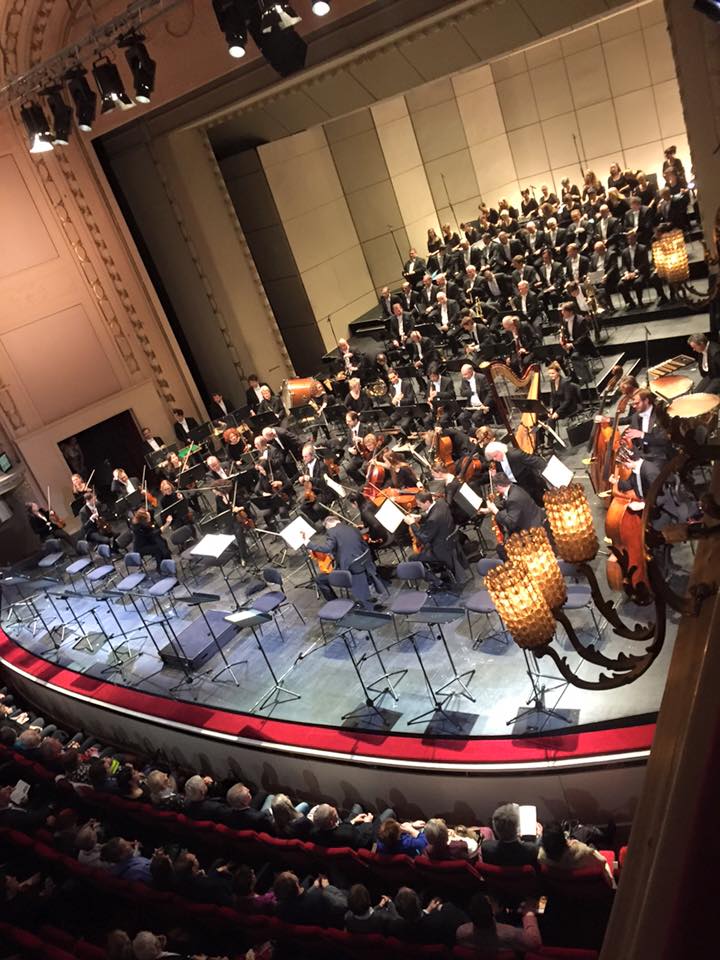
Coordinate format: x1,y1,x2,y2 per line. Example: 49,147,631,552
586,366,624,498
604,446,651,603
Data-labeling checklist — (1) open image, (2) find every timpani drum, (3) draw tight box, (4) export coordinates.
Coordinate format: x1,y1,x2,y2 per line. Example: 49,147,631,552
664,392,720,441
650,374,694,402
281,377,321,413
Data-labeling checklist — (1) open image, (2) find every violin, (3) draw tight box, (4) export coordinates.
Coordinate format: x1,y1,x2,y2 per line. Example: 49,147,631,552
48,509,66,529
303,479,317,504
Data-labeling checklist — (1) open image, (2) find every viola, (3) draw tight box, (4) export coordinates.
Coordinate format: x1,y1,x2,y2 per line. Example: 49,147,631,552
49,509,66,529
142,489,159,509
310,549,334,574
302,479,317,504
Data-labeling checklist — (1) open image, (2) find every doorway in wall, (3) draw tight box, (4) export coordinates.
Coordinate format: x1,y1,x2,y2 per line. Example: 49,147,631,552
58,411,145,501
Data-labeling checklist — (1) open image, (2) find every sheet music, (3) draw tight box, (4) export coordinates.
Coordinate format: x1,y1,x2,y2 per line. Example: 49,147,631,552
324,474,346,498
280,515,317,551
190,533,236,558
375,498,406,533
457,482,484,512
542,455,574,489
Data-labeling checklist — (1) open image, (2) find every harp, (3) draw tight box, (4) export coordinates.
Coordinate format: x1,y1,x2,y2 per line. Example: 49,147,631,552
484,361,540,453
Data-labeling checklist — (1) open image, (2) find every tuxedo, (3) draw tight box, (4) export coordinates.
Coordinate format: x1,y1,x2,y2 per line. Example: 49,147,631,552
462,275,485,304
207,397,235,421
246,385,265,410
511,265,539,289
624,206,655,244
378,293,394,318
392,290,418,314
537,260,565,299
561,313,592,354
407,336,438,369
142,436,165,457
257,395,285,419
511,291,542,323
173,416,199,442
412,499,462,578
431,298,461,328
388,377,416,406
565,221,590,253
545,226,567,258
617,458,662,500
590,250,620,295
478,274,513,306
417,283,438,313
521,230,546,260
628,408,671,460
595,215,621,249
496,448,547,503
495,483,546,538
403,256,426,286
434,279,461,303
389,310,415,342
564,253,590,283
619,242,664,306
425,374,456,403
458,373,491,431
470,243,490,270
491,238,524,274
696,342,720,394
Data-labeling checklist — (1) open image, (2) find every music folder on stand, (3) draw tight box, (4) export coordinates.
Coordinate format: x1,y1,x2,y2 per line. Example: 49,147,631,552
224,608,301,711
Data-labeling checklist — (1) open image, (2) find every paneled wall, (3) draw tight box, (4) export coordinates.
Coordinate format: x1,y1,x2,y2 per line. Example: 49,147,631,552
259,0,690,320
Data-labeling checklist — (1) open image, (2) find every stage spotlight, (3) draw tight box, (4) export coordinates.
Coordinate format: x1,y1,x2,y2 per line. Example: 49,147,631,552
213,0,248,58
312,1,331,14
66,67,97,132
261,2,302,34
20,101,54,153
120,32,156,103
92,57,134,112
44,88,73,145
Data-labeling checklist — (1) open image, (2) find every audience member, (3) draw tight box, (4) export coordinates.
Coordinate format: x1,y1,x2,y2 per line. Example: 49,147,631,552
538,821,615,886
344,883,399,934
273,871,347,927
481,803,540,865
456,892,542,952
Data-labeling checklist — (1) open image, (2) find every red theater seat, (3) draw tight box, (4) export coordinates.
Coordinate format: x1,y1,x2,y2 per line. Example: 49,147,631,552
476,861,539,901
414,855,485,897
359,849,419,891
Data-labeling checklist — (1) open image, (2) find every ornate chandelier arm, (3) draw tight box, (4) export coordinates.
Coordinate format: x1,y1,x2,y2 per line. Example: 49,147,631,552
574,562,656,641
553,609,657,670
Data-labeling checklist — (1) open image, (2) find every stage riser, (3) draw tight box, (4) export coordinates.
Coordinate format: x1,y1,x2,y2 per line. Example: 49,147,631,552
3,661,648,828
159,611,238,671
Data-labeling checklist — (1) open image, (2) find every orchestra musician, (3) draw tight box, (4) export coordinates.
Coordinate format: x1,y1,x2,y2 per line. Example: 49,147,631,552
403,491,466,588
547,362,582,426
407,329,438,372
500,315,538,373
337,338,365,379
79,491,117,550
131,507,171,570
298,441,334,525
559,302,592,358
687,333,720,395
510,280,543,334
256,385,285,419
484,441,547,505
207,392,235,422
223,426,249,465
623,388,671,461
158,479,195,534
379,286,394,319
70,473,90,517
388,302,414,348
245,374,265,412
141,427,165,456
344,377,372,414
403,248,427,288
387,368,416,434
305,516,385,609
618,230,665,309
537,248,565,308
26,502,77,552
394,281,418,315
479,475,547,556
172,408,199,442
458,363,492,433
564,242,589,284
110,468,140,502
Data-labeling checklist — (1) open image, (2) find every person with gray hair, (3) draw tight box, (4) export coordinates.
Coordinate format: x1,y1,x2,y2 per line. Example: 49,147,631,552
309,801,395,850
480,803,541,866
182,775,227,822
485,439,547,505
223,782,275,833
132,930,188,960
688,332,720,394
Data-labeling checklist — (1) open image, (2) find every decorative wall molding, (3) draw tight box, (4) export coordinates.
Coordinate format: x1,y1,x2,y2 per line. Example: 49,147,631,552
201,132,295,378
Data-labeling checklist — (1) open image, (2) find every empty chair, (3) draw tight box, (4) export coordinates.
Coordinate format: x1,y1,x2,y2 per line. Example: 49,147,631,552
560,584,603,645
115,553,147,595
558,560,583,583
463,558,509,648
388,561,432,645
249,568,305,641
147,558,179,614
115,529,133,552
36,538,65,571
64,540,93,586
85,544,116,591
317,570,355,642
170,524,203,582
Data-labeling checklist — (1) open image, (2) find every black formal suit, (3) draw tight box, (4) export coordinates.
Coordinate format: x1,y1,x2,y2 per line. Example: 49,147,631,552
511,265,539,289
417,283,438,314
310,521,380,605
565,221,590,253
594,215,621,250
549,379,581,418
79,501,114,545
521,230,546,261
696,342,720,393
425,374,456,403
624,205,655,244
545,227,567,259
407,336,438,369
564,253,590,283
561,313,592,354
110,476,141,502
491,238,524,273
269,429,301,476
378,293,394,318
494,482,546,538
502,321,539,373
478,274,513,306
511,291,542,323
458,373,492,431
173,416,199,442
142,436,166,457
431,298,460,328
388,377,416,407
257,396,285,419
481,836,539,866
462,276,485,305
470,243,490,270
619,242,663,305
590,250,621,297
389,310,415,343
435,278,461,303
207,398,235,421
496,448,547,503
246,385,265,410
403,255,426,286
392,290,418,315
413,499,461,578
537,260,564,297
451,247,475,278
628,408,671,460
617,458,663,500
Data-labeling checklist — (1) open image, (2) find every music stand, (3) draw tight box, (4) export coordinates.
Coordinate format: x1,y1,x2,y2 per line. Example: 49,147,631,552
188,423,213,445
279,516,319,591
5,578,79,658
404,605,475,728
507,648,570,731
225,608,301,710
248,411,279,433
177,463,205,489
341,608,407,723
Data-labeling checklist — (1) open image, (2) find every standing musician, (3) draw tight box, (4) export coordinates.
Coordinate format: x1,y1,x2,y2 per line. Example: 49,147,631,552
404,491,466,588
207,392,235,422
141,427,166,456
458,363,492,433
26,502,76,552
131,508,171,571
559,302,592,359
388,301,415,349
484,441,547,506
305,516,385,608
79,491,117,550
500,315,538,373
479,476,546,556
394,281,418,315
172,408,199,442
687,333,720,394
245,374,266,412
262,426,302,478
256,384,285,419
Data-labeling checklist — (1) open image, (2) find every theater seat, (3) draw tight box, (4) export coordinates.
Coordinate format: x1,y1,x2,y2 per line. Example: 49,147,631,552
360,849,419,892
414,855,484,897
525,950,599,959
476,860,539,902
